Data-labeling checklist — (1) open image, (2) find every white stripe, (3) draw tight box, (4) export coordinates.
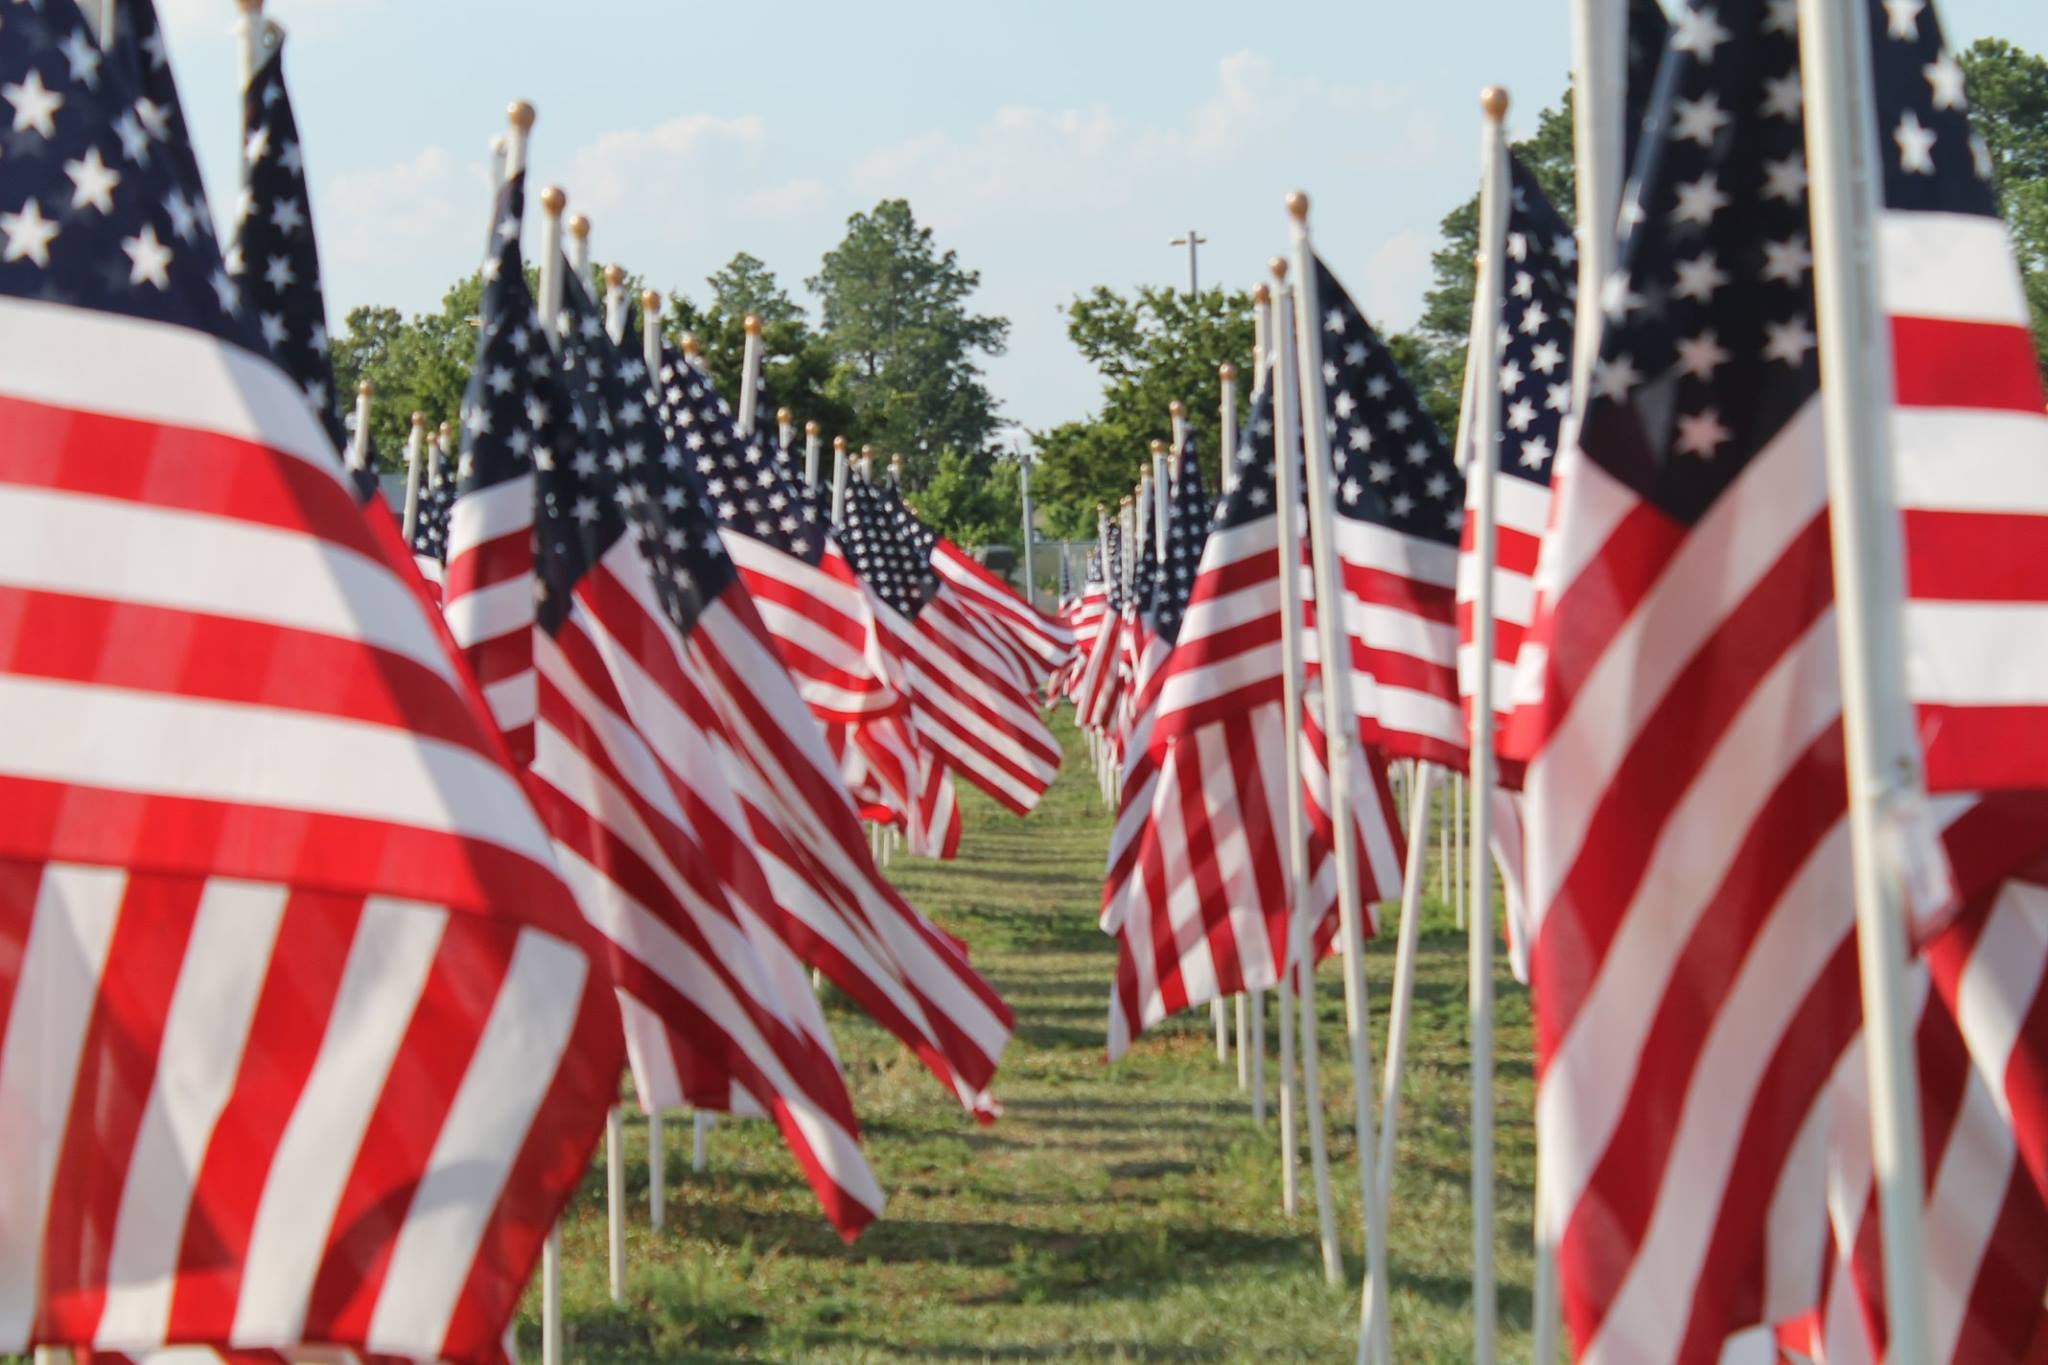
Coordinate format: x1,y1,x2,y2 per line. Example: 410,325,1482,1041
446,480,533,552
483,671,537,732
1525,407,1829,920
620,994,685,1113
0,484,457,689
1351,599,1458,667
444,573,536,648
1906,601,2048,705
368,928,588,1354
1921,1034,2016,1365
1538,611,1842,1255
0,864,125,1348
1892,407,2048,514
0,297,335,477
1952,880,2048,1129
1331,517,1459,587
97,881,290,1347
0,674,558,873
1879,210,2035,328
235,898,447,1344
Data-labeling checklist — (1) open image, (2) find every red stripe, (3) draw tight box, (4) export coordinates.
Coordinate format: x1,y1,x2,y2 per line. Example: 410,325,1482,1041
40,872,206,1341
1891,315,2048,413
1918,705,2048,796
1341,559,1459,622
166,892,366,1339
444,522,533,602
1532,513,1835,1059
1903,508,2048,601
0,587,498,765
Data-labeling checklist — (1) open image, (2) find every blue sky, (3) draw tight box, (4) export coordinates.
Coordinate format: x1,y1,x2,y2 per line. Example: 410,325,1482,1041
157,0,2048,435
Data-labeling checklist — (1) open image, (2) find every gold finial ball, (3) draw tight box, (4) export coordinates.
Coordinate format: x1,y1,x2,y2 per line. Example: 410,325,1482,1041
357,379,373,398
860,444,874,457
776,406,794,425
743,314,763,337
1149,439,1167,455
1286,191,1310,223
805,419,821,437
680,333,701,356
1481,86,1510,121
236,0,263,13
1252,282,1271,304
439,421,452,440
642,288,662,311
1220,362,1238,381
834,435,849,451
508,101,536,131
567,213,591,240
1168,400,1185,418
1269,256,1289,282
604,264,625,288
411,412,426,428
540,185,566,215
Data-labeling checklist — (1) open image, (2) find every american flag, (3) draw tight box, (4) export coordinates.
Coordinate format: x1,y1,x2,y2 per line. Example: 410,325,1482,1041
1053,549,1106,702
410,433,452,592
839,471,1063,815
1070,519,1125,729
1312,257,1467,768
225,26,337,448
547,274,1014,1121
0,7,621,1361
1518,1,2048,1357
929,538,1076,690
1121,363,1403,1057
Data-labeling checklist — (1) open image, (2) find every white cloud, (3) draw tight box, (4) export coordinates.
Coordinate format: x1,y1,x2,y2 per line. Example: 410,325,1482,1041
319,144,489,272
564,113,767,222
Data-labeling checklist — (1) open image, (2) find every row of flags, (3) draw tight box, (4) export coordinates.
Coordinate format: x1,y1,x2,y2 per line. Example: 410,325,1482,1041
0,1,1080,1361
1054,0,2048,1359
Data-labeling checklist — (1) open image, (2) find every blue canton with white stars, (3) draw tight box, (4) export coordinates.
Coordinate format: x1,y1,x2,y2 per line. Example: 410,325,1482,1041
1493,156,1578,488
1,0,265,359
456,172,548,503
840,473,941,618
1867,0,1998,217
655,347,826,565
228,39,336,439
1214,362,1283,533
1144,435,1214,650
1583,0,1818,524
1316,258,1464,545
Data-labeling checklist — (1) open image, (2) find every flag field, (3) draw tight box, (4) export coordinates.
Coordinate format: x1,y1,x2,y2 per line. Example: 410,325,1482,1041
520,712,1538,1362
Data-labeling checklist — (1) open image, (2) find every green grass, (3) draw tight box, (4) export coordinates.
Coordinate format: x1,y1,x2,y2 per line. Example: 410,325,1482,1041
525,712,1538,1362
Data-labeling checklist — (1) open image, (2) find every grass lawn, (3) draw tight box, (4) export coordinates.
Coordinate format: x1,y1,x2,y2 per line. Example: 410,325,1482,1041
523,711,1539,1362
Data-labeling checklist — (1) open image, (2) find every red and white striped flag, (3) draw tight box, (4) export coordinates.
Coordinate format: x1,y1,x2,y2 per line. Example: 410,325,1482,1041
0,9,621,1361
931,538,1075,689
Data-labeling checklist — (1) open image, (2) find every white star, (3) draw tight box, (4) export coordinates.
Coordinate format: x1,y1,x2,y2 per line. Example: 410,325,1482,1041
1673,93,1731,146
1591,353,1643,403
1507,398,1538,432
63,146,120,215
134,96,171,141
122,223,173,290
4,69,63,139
1512,270,1535,300
1763,72,1804,122
1530,340,1565,375
1671,5,1731,61
1673,173,1731,224
1520,436,1553,469
1406,441,1431,466
260,312,288,349
1365,375,1391,402
279,142,305,177
269,197,307,236
1675,408,1732,460
1507,232,1529,263
1499,361,1524,394
1883,0,1924,39
114,109,151,164
466,405,492,437
1520,300,1549,335
1547,382,1572,413
572,496,599,525
1895,109,1937,175
1601,270,1646,319
1386,408,1412,434
1424,473,1451,500
1676,330,1732,381
1764,316,1817,367
1763,154,1809,203
1324,308,1346,334
1367,460,1394,484
263,254,296,293
1334,390,1358,419
1,199,59,267
60,29,102,88
1673,252,1730,303
211,269,240,315
1764,0,1799,33
1922,51,1967,110
1390,493,1416,518
1347,425,1373,452
163,189,202,242
1762,235,1813,285
244,123,271,166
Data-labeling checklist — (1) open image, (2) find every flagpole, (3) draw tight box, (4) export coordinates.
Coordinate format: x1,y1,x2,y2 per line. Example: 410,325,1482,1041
597,271,628,1317
1224,355,1255,1090
1169,399,1188,466
537,187,566,340
1287,195,1393,1358
831,436,851,524
235,0,264,97
603,265,627,345
1799,0,1936,1357
347,380,373,474
777,407,795,456
1019,446,1038,613
737,316,763,436
1094,501,1115,807
1375,762,1439,1212
804,421,823,488
401,412,427,541
1266,257,1318,1250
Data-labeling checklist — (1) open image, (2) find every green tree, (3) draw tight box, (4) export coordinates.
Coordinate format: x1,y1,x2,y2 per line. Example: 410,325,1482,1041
1033,285,1255,536
706,251,803,325
906,447,1023,548
1398,92,1578,433
1960,37,2048,379
663,255,858,446
807,199,1011,482
329,273,483,468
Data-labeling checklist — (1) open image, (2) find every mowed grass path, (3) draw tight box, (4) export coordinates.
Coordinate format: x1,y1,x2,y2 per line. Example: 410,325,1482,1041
526,712,1538,1361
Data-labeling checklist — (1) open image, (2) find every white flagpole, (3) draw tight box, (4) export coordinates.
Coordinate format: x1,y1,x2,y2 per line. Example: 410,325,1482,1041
565,214,591,287
1169,399,1189,462
1217,357,1256,1089
1376,762,1439,1209
605,1102,626,1304
83,0,117,49
777,407,795,457
635,288,670,1233
831,436,851,524
1286,195,1392,1357
235,0,266,97
347,380,374,474
803,421,823,488
1799,0,1936,1357
1020,449,1038,613
603,265,627,345
537,187,566,337
1266,256,1309,1233
541,1225,563,1365
1460,92,1513,1365
737,316,764,436
400,412,427,542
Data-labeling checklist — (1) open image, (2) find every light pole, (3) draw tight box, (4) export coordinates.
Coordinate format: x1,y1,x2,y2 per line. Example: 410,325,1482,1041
1169,229,1208,296
1012,435,1039,610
